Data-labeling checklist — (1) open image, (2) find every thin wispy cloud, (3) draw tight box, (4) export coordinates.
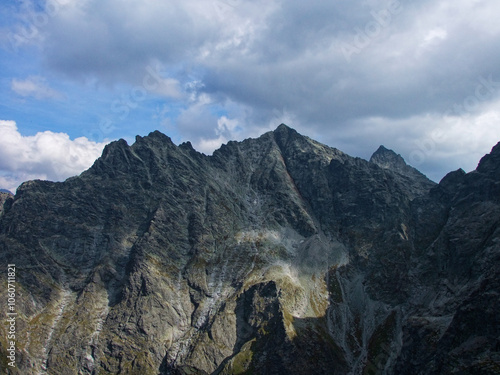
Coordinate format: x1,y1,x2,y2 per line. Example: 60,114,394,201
11,76,63,100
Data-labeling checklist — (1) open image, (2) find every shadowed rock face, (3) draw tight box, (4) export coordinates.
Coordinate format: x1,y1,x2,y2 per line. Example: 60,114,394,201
0,192,13,217
0,124,499,374
370,145,436,198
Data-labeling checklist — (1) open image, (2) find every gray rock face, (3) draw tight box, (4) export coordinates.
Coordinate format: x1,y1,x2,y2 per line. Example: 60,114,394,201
370,145,436,197
0,191,13,217
0,124,498,374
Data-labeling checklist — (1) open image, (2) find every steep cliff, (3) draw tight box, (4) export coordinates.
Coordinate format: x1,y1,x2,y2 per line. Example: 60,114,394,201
0,124,498,374
0,192,13,218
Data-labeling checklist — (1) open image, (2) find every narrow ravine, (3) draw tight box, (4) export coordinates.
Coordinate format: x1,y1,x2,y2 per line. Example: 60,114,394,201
39,288,74,374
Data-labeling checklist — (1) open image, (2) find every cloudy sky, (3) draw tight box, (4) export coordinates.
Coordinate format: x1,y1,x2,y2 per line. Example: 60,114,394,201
1,0,500,192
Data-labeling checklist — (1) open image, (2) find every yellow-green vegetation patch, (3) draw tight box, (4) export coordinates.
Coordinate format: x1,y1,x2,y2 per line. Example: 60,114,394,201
231,339,255,374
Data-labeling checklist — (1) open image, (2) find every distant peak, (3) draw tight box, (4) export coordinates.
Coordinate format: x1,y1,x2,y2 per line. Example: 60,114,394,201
371,145,400,157
370,145,435,191
370,145,407,169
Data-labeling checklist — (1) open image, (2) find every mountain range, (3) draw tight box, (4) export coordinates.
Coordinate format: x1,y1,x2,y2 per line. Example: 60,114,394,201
0,124,499,374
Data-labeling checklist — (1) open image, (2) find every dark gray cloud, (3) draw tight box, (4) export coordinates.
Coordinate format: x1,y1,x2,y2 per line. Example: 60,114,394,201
7,0,500,182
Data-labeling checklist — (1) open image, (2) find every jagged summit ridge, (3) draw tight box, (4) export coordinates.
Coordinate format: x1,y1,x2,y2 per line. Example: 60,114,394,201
89,125,428,186
0,124,499,374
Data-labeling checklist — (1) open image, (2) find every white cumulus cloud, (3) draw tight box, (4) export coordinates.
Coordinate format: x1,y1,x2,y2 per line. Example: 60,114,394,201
0,120,106,193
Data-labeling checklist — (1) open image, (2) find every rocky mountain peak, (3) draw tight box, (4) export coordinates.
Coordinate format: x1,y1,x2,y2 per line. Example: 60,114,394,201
274,122,294,133
477,141,500,177
370,145,407,170
370,145,436,197
272,123,314,157
0,126,498,375
273,123,298,145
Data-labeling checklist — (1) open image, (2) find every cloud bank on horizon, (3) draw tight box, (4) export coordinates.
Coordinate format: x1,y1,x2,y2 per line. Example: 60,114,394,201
0,120,106,193
1,0,500,191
